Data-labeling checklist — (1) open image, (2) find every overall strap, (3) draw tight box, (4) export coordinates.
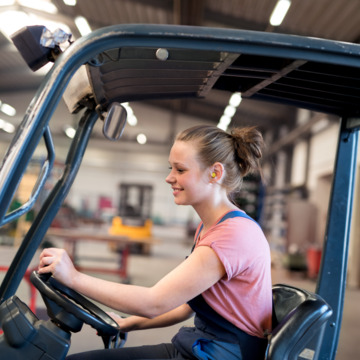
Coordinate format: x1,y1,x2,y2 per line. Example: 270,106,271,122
194,210,259,245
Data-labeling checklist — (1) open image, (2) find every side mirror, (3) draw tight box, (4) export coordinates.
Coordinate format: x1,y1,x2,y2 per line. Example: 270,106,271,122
102,103,127,141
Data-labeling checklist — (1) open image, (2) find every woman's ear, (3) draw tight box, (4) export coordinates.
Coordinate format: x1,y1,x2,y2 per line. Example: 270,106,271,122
210,162,225,182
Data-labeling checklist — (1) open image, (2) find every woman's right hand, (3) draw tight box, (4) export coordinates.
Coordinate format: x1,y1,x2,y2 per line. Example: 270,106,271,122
107,312,139,332
38,247,78,287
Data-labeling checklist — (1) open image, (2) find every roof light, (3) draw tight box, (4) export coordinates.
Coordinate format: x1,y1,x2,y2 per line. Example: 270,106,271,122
0,102,16,116
0,119,15,133
229,92,242,107
121,102,138,126
270,0,291,26
219,115,231,127
75,16,92,36
63,0,77,5
137,133,147,145
224,105,236,118
64,126,76,138
127,115,138,126
217,92,242,131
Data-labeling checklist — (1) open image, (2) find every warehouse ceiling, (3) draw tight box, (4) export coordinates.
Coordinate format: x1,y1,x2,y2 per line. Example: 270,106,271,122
0,0,359,144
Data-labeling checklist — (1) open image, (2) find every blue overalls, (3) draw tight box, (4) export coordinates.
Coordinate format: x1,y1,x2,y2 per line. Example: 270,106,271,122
172,211,269,360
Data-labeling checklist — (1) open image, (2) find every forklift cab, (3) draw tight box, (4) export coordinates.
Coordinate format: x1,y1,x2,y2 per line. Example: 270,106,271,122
117,183,153,226
110,183,153,253
1,24,360,359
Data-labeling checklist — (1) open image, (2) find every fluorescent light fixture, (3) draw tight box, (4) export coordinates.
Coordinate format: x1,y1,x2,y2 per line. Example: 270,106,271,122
229,92,242,107
217,123,227,131
127,115,138,126
122,103,133,117
224,105,236,118
219,115,231,127
136,133,147,145
2,122,15,133
75,16,92,36
63,0,77,5
0,119,15,133
217,92,242,131
270,0,291,26
121,102,138,126
19,0,58,14
0,102,16,116
64,126,76,138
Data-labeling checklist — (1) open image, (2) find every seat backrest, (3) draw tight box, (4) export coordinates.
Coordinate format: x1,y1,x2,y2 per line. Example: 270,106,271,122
265,284,333,360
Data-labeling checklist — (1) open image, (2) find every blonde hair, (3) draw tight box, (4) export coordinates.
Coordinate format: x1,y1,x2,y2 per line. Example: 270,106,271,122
176,125,264,201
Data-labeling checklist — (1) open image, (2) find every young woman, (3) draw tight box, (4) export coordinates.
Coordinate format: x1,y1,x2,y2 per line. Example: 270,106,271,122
38,125,272,360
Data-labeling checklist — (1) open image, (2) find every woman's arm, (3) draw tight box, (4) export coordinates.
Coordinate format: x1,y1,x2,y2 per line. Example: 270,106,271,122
38,245,225,318
112,303,194,332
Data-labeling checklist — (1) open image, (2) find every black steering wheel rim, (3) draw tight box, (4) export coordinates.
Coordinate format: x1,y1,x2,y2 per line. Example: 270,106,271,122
30,271,120,336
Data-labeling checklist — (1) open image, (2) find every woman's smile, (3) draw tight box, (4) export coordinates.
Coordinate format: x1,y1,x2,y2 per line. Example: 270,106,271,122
172,187,183,196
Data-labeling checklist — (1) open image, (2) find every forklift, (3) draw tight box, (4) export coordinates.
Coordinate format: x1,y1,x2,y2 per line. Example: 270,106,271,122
110,183,153,254
0,23,359,359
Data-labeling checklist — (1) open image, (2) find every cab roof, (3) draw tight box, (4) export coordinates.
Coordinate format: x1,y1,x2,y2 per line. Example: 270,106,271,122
83,24,360,117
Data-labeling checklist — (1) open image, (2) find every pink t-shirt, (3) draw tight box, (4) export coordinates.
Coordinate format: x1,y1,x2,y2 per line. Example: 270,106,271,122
194,211,272,338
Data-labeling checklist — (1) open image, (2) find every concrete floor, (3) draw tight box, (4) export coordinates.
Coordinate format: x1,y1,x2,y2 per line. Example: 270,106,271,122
1,224,360,358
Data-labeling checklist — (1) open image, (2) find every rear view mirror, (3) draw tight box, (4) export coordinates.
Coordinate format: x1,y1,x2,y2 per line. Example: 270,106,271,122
102,103,127,141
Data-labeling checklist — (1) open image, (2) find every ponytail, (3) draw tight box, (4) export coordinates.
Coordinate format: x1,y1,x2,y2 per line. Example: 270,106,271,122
231,127,264,178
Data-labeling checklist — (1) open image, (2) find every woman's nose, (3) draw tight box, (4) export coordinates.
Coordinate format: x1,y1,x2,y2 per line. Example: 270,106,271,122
166,172,174,184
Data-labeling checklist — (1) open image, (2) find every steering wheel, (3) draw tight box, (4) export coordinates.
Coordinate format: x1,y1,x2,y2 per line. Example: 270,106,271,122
30,271,127,348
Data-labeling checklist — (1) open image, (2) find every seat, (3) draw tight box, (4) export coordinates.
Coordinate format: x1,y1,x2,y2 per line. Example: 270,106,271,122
265,284,333,360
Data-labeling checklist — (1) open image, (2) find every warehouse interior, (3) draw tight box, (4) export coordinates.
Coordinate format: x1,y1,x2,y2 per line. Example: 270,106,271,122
1,0,360,359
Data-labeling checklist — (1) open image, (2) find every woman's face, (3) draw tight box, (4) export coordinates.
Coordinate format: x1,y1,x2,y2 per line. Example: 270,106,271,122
166,140,211,207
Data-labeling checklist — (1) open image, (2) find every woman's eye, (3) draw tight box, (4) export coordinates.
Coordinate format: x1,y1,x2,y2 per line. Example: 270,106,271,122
168,166,185,173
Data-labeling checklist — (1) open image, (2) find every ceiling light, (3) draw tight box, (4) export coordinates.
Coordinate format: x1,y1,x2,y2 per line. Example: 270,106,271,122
224,105,236,118
64,126,76,138
219,115,231,127
217,92,242,131
121,102,138,126
75,16,92,36
0,119,15,133
270,0,291,26
63,0,77,5
127,115,138,126
0,102,16,116
19,0,58,14
136,133,147,145
229,92,242,107
122,103,133,116
2,122,15,133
